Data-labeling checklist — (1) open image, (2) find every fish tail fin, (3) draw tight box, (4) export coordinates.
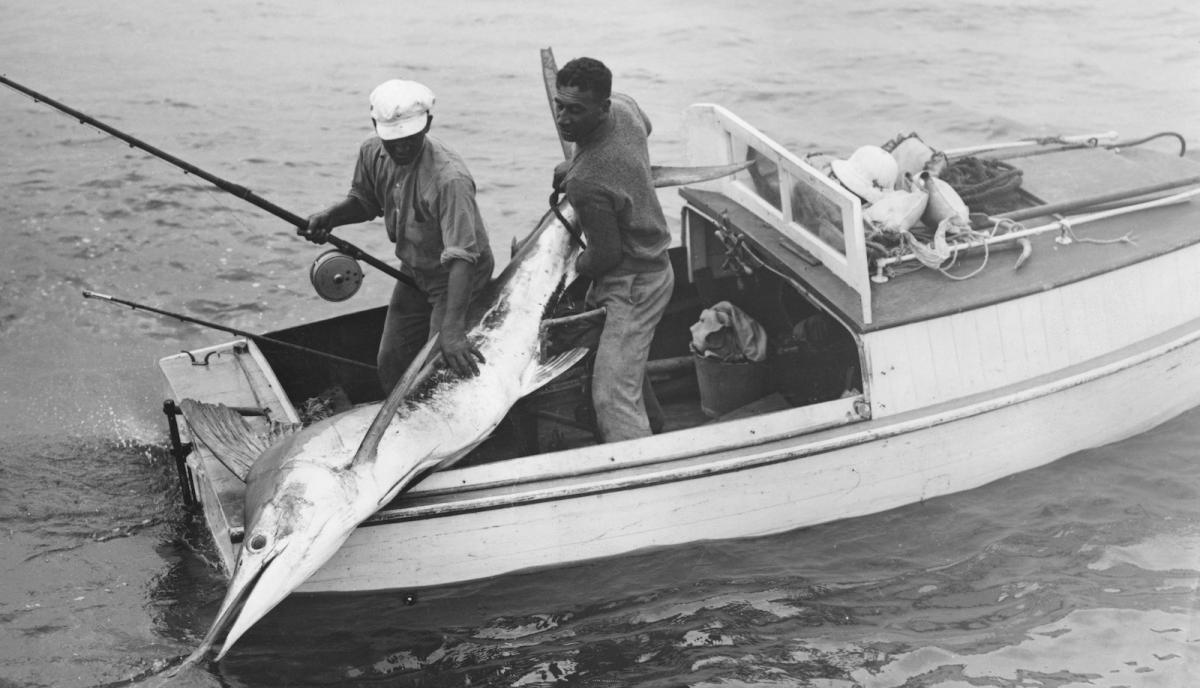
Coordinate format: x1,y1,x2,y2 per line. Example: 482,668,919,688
651,161,753,187
520,347,590,397
178,399,302,481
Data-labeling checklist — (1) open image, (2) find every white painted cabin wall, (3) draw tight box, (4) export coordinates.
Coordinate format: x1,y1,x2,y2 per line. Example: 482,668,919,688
865,243,1200,416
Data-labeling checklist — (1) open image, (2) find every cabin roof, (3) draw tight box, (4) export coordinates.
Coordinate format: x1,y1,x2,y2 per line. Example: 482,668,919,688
682,146,1200,334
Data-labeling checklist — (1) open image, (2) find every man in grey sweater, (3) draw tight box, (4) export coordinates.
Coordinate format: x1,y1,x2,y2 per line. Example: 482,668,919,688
553,57,673,442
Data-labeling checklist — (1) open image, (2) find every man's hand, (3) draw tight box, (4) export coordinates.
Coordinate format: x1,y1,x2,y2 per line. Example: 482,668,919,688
439,327,485,377
300,210,333,244
300,198,371,243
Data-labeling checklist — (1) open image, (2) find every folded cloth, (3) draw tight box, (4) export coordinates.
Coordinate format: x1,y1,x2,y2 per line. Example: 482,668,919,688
689,301,768,363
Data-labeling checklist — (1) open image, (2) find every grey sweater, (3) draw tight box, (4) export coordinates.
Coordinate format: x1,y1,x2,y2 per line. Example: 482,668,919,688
561,93,671,278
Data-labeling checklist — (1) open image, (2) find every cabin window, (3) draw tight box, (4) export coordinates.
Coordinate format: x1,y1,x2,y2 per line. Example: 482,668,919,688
741,146,847,256
683,104,873,324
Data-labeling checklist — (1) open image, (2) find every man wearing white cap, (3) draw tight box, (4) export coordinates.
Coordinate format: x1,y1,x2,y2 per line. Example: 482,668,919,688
302,79,494,391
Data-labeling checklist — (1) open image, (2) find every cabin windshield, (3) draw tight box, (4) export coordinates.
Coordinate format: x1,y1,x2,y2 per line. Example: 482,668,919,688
682,104,874,325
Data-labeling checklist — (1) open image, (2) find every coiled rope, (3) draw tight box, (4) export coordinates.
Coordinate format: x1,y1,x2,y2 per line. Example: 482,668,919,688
941,157,1024,211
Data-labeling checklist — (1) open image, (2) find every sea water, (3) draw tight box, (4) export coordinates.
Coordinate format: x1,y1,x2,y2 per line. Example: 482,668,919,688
1,1,1198,686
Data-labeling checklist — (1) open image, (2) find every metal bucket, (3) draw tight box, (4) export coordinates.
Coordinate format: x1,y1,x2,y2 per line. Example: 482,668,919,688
692,352,770,419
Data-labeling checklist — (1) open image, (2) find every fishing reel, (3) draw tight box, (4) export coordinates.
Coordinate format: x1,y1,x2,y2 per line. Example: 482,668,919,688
309,249,364,302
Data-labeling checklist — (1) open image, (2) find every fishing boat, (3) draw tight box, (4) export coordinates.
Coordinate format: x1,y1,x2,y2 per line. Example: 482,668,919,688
158,103,1200,594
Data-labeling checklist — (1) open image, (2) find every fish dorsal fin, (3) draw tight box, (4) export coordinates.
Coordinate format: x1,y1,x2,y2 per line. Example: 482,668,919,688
520,347,590,397
177,399,302,482
349,333,443,469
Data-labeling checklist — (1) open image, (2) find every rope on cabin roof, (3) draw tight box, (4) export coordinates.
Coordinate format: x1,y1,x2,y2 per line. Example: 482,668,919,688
1051,214,1138,247
893,215,1044,280
873,188,1165,282
870,216,1032,280
899,224,995,281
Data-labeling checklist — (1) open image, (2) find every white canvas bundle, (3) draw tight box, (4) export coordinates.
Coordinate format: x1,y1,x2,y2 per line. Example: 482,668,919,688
864,188,929,234
921,172,970,228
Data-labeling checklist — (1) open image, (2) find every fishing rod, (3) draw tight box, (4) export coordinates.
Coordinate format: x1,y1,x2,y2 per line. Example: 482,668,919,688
82,290,377,370
0,74,417,291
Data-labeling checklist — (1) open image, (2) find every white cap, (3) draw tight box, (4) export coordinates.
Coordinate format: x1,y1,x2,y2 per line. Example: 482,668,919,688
369,80,435,140
831,145,899,204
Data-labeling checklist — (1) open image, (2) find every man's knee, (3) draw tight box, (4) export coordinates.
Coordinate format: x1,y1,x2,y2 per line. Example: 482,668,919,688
591,371,652,441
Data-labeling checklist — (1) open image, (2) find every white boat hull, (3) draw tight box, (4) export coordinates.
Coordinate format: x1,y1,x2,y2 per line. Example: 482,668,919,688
158,105,1200,597
296,315,1200,592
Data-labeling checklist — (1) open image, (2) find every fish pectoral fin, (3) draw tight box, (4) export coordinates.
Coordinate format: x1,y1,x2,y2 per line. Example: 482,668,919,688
378,456,440,506
520,347,590,397
178,399,302,481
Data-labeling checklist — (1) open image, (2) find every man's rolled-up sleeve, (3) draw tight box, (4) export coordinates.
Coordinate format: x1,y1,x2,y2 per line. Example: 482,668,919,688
348,144,384,218
437,177,485,265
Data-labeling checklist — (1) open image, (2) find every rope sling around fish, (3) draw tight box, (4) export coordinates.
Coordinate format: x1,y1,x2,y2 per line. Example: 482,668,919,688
0,74,415,299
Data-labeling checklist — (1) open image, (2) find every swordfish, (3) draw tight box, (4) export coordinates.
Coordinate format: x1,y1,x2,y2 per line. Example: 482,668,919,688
169,162,751,671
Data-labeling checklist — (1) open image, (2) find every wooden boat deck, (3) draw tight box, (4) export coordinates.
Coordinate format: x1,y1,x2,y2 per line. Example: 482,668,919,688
682,146,1200,333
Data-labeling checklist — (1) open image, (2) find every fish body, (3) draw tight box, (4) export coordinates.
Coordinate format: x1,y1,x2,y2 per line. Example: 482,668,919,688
178,203,585,667
169,162,748,673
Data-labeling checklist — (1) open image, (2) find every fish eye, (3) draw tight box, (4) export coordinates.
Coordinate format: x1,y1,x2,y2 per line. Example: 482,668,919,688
248,533,268,551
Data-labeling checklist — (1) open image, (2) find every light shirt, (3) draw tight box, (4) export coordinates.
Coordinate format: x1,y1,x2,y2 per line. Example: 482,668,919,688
349,135,492,277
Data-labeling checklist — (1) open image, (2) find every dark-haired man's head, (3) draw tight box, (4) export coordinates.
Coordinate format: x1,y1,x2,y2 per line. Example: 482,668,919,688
554,57,612,143
557,57,612,99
